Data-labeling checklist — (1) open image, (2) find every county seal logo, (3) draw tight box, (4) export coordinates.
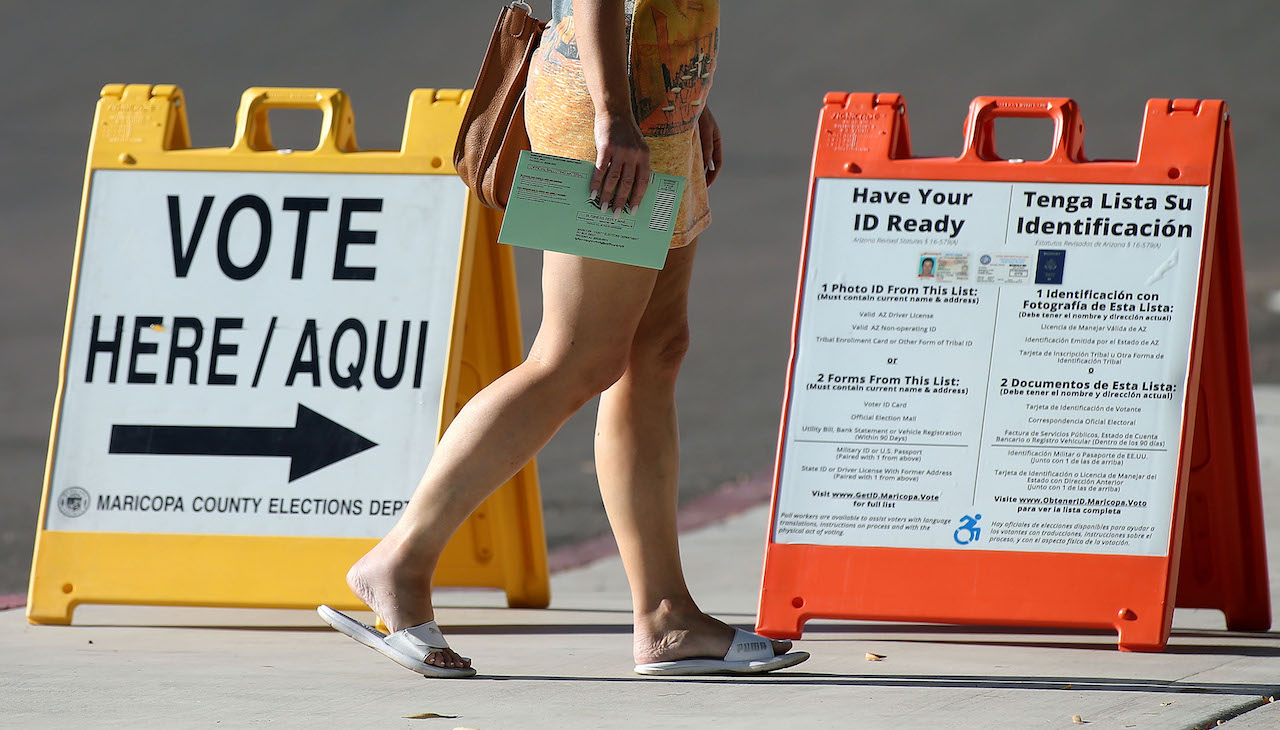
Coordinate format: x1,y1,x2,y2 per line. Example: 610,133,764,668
57,487,90,518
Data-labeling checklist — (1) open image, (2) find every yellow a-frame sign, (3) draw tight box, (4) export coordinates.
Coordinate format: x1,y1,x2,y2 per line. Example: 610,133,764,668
28,84,548,623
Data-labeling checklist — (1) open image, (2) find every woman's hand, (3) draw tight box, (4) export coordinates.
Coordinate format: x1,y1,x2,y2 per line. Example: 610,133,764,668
573,1,647,216
592,112,650,216
699,105,723,186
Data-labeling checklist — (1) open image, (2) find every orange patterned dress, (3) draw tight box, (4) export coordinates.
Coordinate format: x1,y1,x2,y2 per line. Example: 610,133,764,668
525,0,719,250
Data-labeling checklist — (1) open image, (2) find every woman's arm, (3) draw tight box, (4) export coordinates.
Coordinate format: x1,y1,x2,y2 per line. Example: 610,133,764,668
574,0,650,215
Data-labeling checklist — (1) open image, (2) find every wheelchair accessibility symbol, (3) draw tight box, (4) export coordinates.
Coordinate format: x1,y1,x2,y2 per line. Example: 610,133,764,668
954,514,982,545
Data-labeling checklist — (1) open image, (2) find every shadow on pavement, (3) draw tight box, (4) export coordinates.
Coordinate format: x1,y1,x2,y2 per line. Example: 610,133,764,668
60,615,1280,653
860,637,1280,657
470,672,1280,695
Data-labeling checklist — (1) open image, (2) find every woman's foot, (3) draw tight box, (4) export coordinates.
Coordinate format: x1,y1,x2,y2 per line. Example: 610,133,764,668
632,598,792,665
346,541,470,669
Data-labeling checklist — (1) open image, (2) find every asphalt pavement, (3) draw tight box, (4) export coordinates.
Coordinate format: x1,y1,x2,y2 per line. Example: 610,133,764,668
3,1,1280,596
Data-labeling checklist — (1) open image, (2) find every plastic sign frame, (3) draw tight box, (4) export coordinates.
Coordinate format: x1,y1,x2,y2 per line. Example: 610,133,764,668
756,93,1268,651
28,85,549,624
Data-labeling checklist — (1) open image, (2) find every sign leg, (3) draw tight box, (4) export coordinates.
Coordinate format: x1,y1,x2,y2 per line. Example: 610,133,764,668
1117,616,1170,652
1173,124,1271,632
756,586,806,640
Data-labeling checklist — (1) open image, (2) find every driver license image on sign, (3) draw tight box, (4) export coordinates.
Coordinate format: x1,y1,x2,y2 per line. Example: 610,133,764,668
774,178,1208,557
45,170,467,538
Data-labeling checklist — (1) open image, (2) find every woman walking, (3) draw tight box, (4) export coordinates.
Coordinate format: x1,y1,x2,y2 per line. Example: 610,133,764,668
320,0,808,678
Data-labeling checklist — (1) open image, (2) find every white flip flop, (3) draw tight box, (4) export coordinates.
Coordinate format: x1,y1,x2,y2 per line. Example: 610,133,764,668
633,627,810,676
317,605,476,678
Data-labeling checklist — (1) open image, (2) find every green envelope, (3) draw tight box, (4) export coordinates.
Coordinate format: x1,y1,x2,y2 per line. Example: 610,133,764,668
497,151,686,269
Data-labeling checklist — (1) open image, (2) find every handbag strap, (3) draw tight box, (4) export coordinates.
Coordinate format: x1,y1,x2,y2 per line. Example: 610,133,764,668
453,3,546,206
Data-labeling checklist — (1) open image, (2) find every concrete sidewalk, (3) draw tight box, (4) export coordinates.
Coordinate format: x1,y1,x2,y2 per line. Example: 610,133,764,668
3,390,1280,729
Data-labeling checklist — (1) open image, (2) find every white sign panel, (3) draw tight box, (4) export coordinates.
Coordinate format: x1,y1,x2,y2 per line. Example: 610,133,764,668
775,178,1208,556
46,170,466,537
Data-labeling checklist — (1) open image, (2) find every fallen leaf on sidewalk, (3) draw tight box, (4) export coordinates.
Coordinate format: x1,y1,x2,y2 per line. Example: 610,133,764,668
864,652,885,661
405,713,458,720
1072,714,1087,724
1160,701,1174,706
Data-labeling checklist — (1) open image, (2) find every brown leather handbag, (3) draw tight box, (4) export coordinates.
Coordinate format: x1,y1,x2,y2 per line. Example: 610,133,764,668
453,1,547,210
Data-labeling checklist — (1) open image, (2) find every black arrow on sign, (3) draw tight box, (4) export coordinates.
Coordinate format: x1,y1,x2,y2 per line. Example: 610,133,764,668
109,404,377,482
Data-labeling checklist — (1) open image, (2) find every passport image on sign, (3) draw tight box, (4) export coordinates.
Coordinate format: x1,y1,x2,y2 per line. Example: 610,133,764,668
498,151,685,269
1035,249,1066,284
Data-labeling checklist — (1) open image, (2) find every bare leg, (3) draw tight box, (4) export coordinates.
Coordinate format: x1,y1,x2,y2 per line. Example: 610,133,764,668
347,251,659,667
594,240,791,664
